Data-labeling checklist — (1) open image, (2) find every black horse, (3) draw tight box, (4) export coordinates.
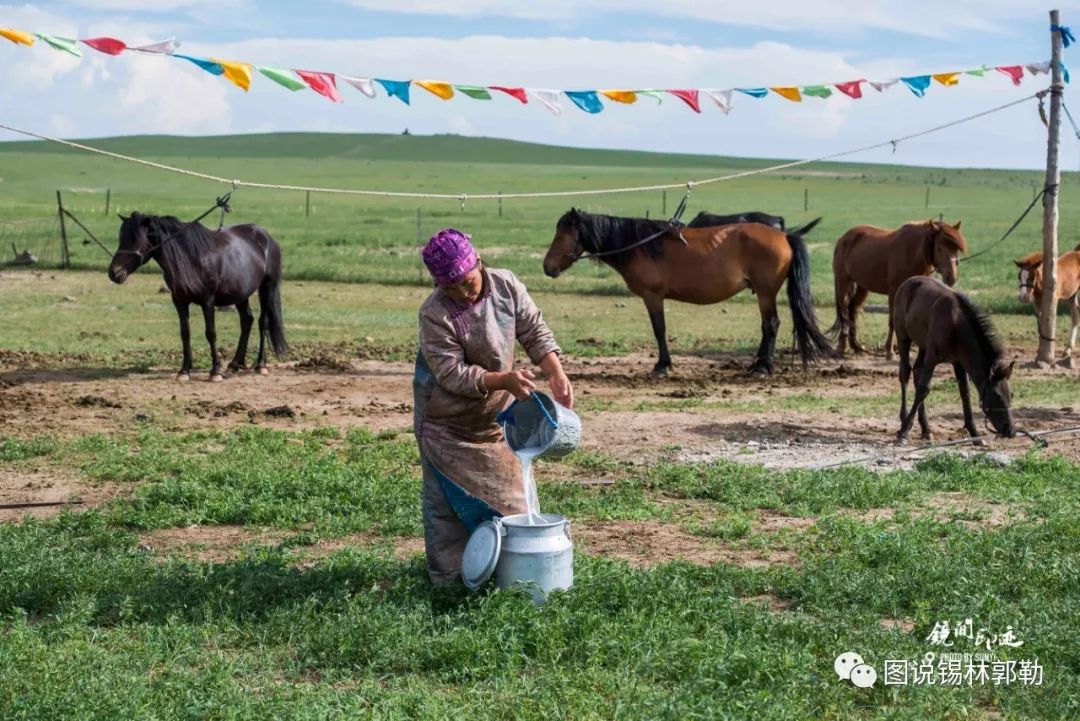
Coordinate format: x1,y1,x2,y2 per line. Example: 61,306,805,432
688,210,785,231
108,213,287,382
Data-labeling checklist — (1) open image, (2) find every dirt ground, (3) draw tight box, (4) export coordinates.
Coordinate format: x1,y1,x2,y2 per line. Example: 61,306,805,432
0,348,1076,561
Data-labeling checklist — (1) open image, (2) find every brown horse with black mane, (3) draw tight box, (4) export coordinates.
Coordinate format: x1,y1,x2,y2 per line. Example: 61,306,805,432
542,209,836,376
831,220,968,359
893,275,1014,444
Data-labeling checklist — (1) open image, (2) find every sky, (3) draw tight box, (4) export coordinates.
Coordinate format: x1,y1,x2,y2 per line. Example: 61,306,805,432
1,1,1079,170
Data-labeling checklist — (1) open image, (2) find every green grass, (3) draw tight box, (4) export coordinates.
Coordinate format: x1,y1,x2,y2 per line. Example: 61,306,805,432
1,427,1078,719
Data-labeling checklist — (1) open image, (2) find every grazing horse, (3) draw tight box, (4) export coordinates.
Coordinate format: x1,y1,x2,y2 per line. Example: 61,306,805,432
893,275,1015,444
831,220,968,359
1014,248,1080,362
688,211,785,231
542,209,836,376
108,212,287,382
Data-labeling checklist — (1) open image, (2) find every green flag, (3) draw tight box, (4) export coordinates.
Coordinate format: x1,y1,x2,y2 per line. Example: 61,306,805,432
35,33,81,57
257,66,306,91
456,85,492,100
802,85,833,98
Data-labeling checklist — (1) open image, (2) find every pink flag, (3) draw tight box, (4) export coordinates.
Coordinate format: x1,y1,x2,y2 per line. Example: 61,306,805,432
667,89,700,113
82,37,126,55
835,80,864,99
490,86,528,103
296,71,341,102
995,65,1024,86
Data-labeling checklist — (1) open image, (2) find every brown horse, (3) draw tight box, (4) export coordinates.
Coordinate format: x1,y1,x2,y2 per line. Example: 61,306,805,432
542,209,836,376
1014,248,1080,361
893,275,1015,444
831,220,968,359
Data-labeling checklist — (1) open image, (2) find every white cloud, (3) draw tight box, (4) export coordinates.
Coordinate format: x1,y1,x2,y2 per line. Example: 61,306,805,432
336,0,1080,37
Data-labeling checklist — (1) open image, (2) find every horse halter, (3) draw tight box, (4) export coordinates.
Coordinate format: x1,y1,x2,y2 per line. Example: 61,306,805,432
563,193,692,262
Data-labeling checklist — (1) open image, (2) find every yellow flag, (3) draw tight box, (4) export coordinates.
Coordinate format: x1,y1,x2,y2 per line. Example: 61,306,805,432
0,28,34,46
932,72,960,86
416,80,454,100
600,90,637,104
770,86,802,102
215,59,253,91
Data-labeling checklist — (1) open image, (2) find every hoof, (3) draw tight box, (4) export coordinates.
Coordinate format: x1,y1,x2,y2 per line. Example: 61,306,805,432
1057,356,1077,370
972,436,987,447
257,367,270,376
210,374,224,383
649,366,670,379
895,434,909,446
920,433,934,443
176,373,190,383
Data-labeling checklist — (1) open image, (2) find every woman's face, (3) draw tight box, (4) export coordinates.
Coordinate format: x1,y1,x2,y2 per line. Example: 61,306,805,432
441,263,483,304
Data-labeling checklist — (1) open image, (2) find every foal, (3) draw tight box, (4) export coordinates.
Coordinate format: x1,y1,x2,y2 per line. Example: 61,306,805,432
1014,249,1080,363
892,276,1015,444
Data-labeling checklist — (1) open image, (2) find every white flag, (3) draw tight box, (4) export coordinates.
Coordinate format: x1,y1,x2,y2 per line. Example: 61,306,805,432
340,75,376,98
869,78,899,92
130,38,179,55
528,89,563,115
703,89,733,114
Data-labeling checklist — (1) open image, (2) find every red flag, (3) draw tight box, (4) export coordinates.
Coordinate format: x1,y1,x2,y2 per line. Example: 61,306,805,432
667,89,700,113
296,70,341,102
834,80,864,99
82,37,127,55
995,65,1024,86
490,86,528,103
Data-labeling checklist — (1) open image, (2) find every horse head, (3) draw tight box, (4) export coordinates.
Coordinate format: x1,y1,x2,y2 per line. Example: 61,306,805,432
543,208,584,278
108,212,154,284
1013,252,1045,304
928,219,967,286
979,359,1016,437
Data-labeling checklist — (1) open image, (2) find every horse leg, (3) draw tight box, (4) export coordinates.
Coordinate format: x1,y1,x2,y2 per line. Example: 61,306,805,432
175,301,192,382
255,303,270,375
897,337,912,427
201,302,223,382
897,350,933,443
953,363,983,445
848,286,870,354
884,293,897,361
750,293,780,376
832,272,851,355
1062,296,1080,369
643,295,672,377
228,299,255,373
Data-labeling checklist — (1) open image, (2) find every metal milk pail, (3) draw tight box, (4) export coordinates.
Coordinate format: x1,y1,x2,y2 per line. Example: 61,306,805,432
499,391,582,459
495,513,573,604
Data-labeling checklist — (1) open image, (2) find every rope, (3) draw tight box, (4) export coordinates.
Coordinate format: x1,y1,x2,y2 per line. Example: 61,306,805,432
960,186,1047,263
813,423,1080,471
0,93,1042,202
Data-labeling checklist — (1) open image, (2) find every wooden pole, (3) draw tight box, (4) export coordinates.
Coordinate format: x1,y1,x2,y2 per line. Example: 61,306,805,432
804,188,808,211
104,188,111,215
416,207,424,285
498,191,503,218
1037,9,1064,365
662,190,667,216
56,190,70,269
305,190,311,217
925,186,930,209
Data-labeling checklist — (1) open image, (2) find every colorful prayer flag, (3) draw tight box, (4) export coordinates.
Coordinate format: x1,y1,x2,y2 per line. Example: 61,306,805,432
736,87,769,98
130,38,178,55
802,85,832,99
35,33,81,57
529,89,563,114
415,80,454,100
340,75,376,97
703,89,733,113
258,66,306,91
216,60,252,91
176,54,223,75
932,72,960,86
771,86,802,102
900,75,932,96
869,79,898,92
82,37,126,55
600,90,637,104
0,28,33,46
667,89,700,112
490,86,528,103
456,85,492,100
834,80,864,98
565,90,604,113
297,70,342,102
995,65,1024,86
375,79,410,104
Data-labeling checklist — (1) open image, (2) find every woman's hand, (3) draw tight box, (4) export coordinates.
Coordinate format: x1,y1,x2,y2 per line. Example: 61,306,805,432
484,369,536,400
549,371,574,409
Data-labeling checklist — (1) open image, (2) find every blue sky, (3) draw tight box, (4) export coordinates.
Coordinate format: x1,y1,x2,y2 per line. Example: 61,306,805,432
2,1,1079,169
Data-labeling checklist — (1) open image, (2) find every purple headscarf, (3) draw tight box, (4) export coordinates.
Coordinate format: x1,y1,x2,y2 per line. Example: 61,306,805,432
422,228,479,285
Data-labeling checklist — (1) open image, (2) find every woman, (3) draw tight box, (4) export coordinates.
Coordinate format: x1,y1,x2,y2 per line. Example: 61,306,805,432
413,228,574,584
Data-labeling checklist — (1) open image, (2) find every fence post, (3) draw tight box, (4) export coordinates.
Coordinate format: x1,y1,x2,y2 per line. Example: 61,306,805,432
1037,8,1065,365
925,186,930,209
662,190,667,216
105,188,111,215
56,190,70,269
804,188,808,211
498,191,503,218
305,190,311,217
416,207,424,285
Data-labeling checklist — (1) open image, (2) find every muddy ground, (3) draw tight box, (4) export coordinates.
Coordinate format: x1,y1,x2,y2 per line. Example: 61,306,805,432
1,348,1077,563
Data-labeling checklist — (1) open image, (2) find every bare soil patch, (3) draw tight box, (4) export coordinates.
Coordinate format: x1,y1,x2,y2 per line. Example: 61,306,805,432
0,466,124,522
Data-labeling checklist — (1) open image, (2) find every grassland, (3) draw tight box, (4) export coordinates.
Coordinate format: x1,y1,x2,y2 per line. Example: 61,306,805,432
2,133,1080,720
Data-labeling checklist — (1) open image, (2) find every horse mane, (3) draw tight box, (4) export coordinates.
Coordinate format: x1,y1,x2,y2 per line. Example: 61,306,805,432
143,214,217,295
924,220,968,254
955,292,1004,369
560,209,673,266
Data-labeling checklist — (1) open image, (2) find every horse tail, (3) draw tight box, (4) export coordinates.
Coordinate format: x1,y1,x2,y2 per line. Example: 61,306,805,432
783,218,837,366
260,242,288,358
